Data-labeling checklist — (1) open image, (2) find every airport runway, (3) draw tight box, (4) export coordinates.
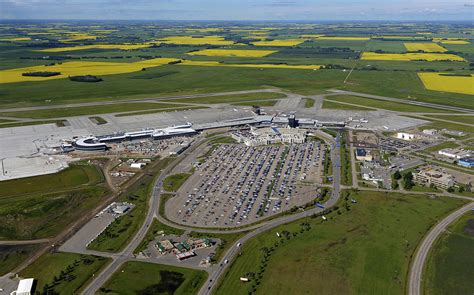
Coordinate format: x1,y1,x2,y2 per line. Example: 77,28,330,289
408,201,474,295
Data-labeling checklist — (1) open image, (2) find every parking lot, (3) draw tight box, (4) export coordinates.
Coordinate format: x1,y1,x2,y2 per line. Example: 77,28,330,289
166,141,324,227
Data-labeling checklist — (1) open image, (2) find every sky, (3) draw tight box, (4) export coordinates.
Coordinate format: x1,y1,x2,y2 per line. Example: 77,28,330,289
0,0,473,21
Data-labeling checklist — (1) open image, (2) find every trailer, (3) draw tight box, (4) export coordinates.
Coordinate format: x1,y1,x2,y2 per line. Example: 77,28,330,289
316,202,325,209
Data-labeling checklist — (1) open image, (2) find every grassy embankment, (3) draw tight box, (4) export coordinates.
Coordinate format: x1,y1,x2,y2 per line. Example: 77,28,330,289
424,212,474,295
214,190,466,295
87,157,174,252
97,261,207,295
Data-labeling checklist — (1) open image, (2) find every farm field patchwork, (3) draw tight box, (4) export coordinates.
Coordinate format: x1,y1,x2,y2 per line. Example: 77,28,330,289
361,52,466,62
179,60,321,70
37,44,153,52
417,73,474,95
315,36,370,41
158,35,235,45
0,58,179,84
187,49,277,57
215,190,466,295
252,39,305,46
404,42,447,52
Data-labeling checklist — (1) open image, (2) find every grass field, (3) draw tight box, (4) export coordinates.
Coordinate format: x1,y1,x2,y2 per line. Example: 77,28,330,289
114,106,205,117
423,115,474,125
0,58,179,84
187,49,277,57
361,52,465,62
0,163,103,197
88,158,174,252
20,252,110,294
0,102,190,119
161,92,285,105
322,99,374,110
304,98,315,108
163,173,192,192
423,141,460,153
418,119,473,135
327,95,453,113
98,261,207,295
404,43,447,52
214,190,466,295
424,212,474,295
418,73,474,96
340,133,352,186
0,244,41,276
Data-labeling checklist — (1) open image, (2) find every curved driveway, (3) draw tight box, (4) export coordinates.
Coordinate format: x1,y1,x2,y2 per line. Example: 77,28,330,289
408,201,474,295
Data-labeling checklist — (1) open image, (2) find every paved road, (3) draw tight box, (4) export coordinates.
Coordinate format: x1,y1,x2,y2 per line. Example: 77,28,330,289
408,201,474,295
81,136,212,294
327,90,474,113
0,239,50,245
198,131,341,295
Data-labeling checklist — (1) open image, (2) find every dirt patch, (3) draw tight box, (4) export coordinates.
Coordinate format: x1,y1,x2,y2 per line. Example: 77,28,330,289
464,219,474,236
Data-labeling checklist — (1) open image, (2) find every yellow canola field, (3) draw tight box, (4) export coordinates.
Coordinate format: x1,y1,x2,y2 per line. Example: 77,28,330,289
404,43,447,52
438,40,470,45
300,34,325,38
418,73,474,95
315,36,370,41
179,60,320,70
60,33,98,42
433,38,470,45
361,52,466,62
187,49,277,57
252,39,305,46
158,36,235,45
0,58,179,84
0,37,31,41
37,44,153,52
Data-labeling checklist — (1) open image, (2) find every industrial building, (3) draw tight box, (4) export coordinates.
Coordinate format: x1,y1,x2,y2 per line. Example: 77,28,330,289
396,132,415,141
10,278,34,295
414,167,454,189
355,148,373,161
438,148,472,159
458,157,474,168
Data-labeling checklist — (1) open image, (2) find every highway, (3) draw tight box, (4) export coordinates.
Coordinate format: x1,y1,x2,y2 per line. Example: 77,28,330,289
408,201,474,295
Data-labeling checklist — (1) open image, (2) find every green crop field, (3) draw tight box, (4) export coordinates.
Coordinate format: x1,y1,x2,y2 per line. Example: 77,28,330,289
20,252,110,294
98,261,207,295
214,190,466,295
424,212,474,295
